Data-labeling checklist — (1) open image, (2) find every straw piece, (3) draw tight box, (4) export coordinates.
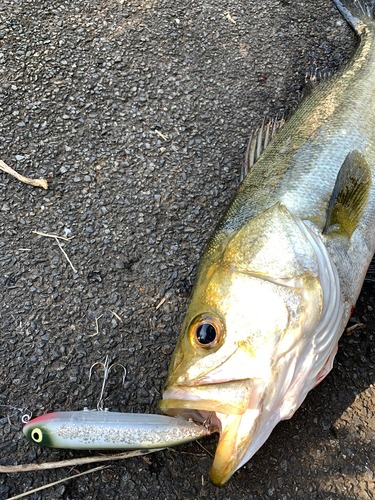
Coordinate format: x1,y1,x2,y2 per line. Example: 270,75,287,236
0,160,48,189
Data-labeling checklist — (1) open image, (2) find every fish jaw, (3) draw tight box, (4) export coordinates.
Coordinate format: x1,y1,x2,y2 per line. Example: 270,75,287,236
209,411,260,486
159,377,270,485
159,372,302,486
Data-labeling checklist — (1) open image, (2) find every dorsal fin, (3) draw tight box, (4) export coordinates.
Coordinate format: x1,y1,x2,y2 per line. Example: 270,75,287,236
241,116,285,182
300,66,332,101
323,150,371,237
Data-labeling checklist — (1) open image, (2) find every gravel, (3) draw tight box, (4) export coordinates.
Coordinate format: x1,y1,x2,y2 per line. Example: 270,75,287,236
0,0,374,499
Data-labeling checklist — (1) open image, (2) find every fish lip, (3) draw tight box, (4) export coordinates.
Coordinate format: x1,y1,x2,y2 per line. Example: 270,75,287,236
159,381,264,486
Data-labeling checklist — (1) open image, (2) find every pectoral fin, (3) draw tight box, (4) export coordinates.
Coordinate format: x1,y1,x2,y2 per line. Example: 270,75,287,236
323,150,371,237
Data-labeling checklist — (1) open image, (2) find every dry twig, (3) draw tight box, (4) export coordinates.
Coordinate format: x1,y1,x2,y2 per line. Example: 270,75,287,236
195,439,214,458
168,448,206,457
8,465,109,500
346,323,366,335
32,231,77,274
88,314,103,337
54,237,78,273
32,231,75,241
111,311,123,323
0,448,166,474
224,11,237,25
154,130,168,141
0,159,48,190
156,297,166,310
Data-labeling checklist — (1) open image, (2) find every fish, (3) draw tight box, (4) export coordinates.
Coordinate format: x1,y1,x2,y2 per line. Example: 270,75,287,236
159,0,375,486
23,410,210,449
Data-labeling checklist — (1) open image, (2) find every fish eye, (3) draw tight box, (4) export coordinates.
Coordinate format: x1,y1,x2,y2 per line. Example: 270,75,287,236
31,428,43,443
190,315,223,349
196,323,217,344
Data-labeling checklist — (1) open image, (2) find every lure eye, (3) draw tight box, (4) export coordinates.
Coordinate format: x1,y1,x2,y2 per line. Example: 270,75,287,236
31,428,43,443
190,315,223,349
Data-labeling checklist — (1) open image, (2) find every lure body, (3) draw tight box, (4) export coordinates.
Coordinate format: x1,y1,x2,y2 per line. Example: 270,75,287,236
23,411,210,450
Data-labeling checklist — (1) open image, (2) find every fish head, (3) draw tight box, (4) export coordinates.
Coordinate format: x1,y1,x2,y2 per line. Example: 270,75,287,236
159,203,324,485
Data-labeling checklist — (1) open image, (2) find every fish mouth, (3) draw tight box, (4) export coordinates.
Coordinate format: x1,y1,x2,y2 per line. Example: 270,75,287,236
159,379,253,416
159,378,262,486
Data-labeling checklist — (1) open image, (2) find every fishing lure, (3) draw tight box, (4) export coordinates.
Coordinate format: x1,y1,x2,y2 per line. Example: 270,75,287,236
23,357,210,450
23,410,210,450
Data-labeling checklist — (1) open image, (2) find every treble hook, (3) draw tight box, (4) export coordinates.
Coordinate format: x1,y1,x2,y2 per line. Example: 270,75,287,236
88,355,127,411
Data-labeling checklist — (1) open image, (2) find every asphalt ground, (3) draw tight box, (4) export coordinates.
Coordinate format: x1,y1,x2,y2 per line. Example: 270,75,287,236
0,0,374,498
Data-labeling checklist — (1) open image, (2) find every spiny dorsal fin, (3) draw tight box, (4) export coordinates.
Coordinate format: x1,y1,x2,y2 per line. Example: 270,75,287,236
241,116,285,182
323,150,371,237
300,66,332,101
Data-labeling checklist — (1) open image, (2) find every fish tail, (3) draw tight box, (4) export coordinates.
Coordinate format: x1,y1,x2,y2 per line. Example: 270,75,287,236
333,0,375,33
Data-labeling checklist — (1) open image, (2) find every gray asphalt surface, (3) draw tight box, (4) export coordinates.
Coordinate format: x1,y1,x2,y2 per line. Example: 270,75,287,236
0,0,374,498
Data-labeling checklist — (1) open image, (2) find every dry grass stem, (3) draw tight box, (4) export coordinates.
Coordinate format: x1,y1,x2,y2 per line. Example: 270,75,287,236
156,297,166,310
346,323,366,335
32,231,77,273
0,448,166,474
8,465,109,500
88,314,103,337
195,439,214,458
32,231,75,241
168,448,206,457
18,248,31,251
54,237,78,273
111,311,123,323
224,11,237,25
0,159,48,190
154,130,168,141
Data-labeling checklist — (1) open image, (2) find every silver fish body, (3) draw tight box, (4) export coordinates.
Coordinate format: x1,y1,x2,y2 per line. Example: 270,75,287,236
159,0,375,485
